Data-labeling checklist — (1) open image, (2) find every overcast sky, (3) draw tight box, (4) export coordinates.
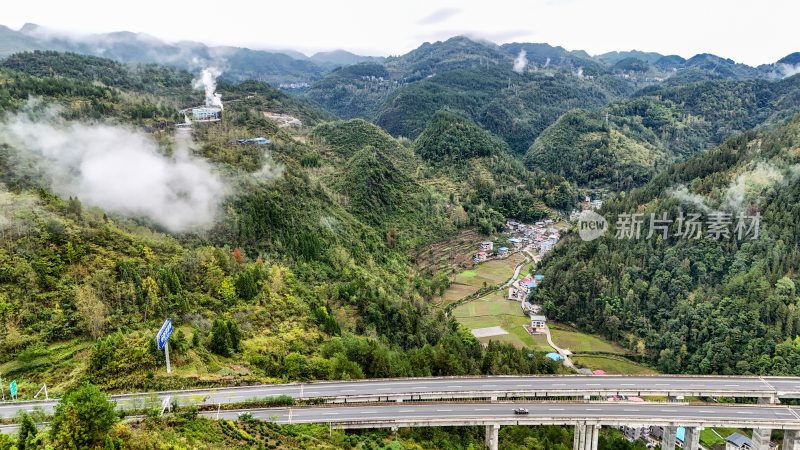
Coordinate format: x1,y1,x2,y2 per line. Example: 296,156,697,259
4,0,799,65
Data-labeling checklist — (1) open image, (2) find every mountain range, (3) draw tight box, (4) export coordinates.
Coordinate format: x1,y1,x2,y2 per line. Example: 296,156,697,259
2,23,798,86
3,18,800,449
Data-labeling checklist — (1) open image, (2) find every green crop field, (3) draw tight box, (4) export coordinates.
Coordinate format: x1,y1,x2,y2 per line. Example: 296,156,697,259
549,325,627,355
453,290,553,351
436,253,526,306
571,355,656,375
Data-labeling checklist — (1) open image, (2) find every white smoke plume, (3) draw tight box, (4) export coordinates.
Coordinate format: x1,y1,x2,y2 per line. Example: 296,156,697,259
0,106,228,232
668,185,711,212
513,50,528,74
723,162,784,211
777,63,800,79
544,57,551,68
670,162,796,214
193,67,223,109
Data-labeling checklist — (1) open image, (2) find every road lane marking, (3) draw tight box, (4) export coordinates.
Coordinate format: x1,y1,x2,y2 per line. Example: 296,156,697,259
437,409,453,412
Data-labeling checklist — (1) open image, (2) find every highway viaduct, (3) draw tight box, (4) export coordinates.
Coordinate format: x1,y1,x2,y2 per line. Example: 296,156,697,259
201,401,800,450
3,375,800,449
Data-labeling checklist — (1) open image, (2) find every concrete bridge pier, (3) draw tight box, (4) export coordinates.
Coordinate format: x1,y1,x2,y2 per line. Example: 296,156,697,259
751,396,776,450
485,424,499,450
752,428,771,450
784,430,800,450
683,427,700,450
573,422,599,450
660,426,677,449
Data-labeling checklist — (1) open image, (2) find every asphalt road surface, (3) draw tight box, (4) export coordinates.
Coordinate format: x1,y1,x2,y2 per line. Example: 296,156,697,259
205,401,800,429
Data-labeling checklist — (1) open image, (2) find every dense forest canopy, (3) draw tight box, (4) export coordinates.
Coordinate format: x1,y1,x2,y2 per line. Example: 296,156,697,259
532,113,800,375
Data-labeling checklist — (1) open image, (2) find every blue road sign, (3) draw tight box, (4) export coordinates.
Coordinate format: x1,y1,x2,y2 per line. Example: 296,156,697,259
156,318,173,350
9,380,17,399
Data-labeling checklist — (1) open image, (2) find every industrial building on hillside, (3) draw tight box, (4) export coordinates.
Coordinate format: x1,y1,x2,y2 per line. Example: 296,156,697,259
191,106,222,121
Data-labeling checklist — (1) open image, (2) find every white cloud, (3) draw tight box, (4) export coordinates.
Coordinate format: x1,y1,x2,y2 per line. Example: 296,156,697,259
0,106,228,232
3,0,799,65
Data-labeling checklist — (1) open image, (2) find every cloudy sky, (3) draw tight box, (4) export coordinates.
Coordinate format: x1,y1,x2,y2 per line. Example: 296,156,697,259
4,0,799,65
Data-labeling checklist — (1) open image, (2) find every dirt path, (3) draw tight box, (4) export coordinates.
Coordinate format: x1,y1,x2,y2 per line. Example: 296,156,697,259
500,258,527,289
544,326,575,369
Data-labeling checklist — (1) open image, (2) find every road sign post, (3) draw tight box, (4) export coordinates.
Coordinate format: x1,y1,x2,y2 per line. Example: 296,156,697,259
165,341,171,373
156,318,174,374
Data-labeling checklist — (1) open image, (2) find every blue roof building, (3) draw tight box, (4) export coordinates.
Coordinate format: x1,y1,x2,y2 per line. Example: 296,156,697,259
545,352,564,361
237,137,271,145
534,274,545,281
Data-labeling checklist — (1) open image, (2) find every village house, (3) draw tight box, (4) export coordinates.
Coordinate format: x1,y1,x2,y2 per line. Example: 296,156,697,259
620,426,650,442
497,246,509,256
725,433,753,450
522,302,541,314
480,241,494,252
508,286,527,301
473,251,487,263
529,314,547,333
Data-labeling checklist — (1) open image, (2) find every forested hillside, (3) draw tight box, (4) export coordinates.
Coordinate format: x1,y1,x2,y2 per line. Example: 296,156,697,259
0,51,563,401
522,75,800,188
532,113,800,375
